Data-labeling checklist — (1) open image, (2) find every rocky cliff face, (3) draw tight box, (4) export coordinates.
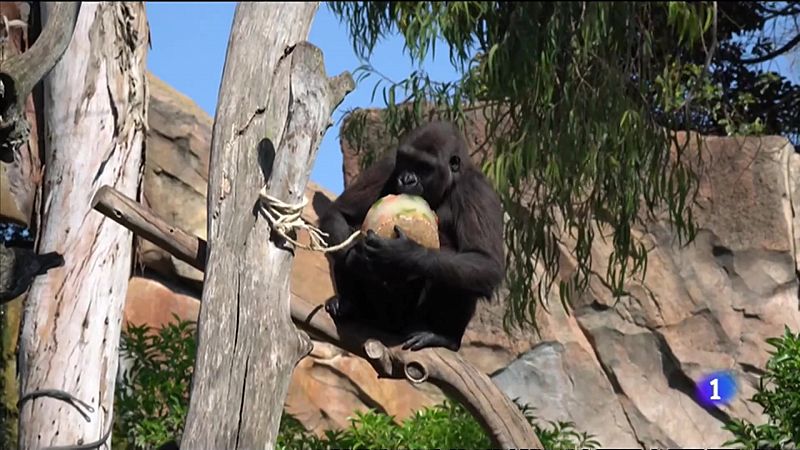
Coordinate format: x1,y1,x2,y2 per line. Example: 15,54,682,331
489,133,800,447
119,75,800,448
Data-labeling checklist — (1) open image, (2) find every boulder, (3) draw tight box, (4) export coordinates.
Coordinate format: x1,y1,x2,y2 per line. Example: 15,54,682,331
138,73,213,286
123,276,201,332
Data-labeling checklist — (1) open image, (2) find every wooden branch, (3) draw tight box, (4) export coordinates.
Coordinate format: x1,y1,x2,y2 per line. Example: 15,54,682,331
738,32,800,64
91,186,543,449
92,185,207,271
0,2,45,223
1,2,79,161
1,2,79,104
291,297,542,449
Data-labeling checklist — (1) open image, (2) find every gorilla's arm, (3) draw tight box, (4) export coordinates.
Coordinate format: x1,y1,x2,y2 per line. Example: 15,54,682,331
320,155,397,318
319,155,395,256
428,169,505,296
364,169,505,298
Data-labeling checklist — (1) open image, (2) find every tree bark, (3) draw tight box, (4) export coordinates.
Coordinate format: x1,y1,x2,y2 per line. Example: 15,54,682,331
181,3,354,449
16,3,149,449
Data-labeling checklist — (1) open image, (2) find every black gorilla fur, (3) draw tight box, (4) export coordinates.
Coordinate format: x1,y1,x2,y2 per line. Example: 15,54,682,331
319,120,505,351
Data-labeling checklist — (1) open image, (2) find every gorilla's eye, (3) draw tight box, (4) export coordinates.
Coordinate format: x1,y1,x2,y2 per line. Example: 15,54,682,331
449,155,461,172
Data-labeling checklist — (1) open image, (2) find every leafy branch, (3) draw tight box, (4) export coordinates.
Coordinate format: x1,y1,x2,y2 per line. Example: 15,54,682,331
329,1,791,330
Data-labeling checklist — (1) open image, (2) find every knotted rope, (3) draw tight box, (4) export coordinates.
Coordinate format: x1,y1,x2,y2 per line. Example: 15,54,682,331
257,186,360,253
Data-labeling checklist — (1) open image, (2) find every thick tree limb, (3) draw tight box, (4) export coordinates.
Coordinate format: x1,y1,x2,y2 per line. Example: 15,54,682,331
0,2,78,102
91,185,543,449
178,3,355,449
0,1,79,162
292,299,542,449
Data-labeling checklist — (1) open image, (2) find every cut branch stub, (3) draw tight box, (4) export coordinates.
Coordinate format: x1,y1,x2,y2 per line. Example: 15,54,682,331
91,185,207,271
1,2,79,162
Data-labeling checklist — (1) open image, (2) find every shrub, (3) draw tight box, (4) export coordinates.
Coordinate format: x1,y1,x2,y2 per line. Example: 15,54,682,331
114,318,600,450
113,318,196,450
723,326,800,449
277,400,600,450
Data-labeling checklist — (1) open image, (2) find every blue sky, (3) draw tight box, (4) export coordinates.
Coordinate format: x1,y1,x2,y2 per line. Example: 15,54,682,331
145,2,799,195
145,2,459,195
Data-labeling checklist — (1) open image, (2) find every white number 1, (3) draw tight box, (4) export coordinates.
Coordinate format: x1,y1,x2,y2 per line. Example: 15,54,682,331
710,378,721,400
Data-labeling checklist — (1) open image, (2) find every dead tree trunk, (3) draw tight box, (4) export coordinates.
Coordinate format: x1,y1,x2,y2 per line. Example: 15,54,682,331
16,3,149,448
181,3,353,449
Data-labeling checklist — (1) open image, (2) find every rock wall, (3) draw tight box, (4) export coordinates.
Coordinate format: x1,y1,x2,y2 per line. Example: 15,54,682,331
137,73,212,289
489,133,800,447
115,76,800,447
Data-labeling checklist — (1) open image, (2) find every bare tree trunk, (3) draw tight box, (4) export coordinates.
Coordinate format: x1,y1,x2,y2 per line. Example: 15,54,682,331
16,3,149,448
181,3,353,449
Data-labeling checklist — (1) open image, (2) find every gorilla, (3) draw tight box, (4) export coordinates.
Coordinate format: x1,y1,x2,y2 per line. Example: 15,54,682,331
319,120,505,351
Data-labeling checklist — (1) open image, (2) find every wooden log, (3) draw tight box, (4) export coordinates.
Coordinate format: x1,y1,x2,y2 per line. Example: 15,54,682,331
179,3,355,449
16,3,149,448
91,185,544,449
92,185,207,272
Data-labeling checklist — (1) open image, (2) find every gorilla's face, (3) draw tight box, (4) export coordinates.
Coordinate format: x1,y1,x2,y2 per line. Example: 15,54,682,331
392,142,456,208
391,122,468,208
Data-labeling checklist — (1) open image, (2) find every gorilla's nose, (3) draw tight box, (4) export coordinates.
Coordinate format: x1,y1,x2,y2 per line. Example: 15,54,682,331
399,172,418,186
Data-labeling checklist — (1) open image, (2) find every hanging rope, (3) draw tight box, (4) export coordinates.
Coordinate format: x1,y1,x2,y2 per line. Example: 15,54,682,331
257,186,360,253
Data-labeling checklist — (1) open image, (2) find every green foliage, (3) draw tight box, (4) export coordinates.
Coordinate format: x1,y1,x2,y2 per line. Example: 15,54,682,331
330,1,799,330
330,2,719,328
659,2,800,146
278,400,600,450
113,317,196,450
723,326,800,449
113,318,601,450
0,303,19,450
516,401,601,450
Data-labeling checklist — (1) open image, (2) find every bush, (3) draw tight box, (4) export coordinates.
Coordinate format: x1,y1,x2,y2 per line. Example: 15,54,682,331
114,318,600,450
277,400,600,450
113,318,196,450
723,326,800,449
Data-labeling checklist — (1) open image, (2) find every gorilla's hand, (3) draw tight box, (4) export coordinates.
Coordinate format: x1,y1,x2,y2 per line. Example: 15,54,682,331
363,226,426,273
342,239,380,280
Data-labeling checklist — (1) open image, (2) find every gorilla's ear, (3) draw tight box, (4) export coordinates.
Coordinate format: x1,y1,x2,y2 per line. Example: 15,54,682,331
449,155,461,173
